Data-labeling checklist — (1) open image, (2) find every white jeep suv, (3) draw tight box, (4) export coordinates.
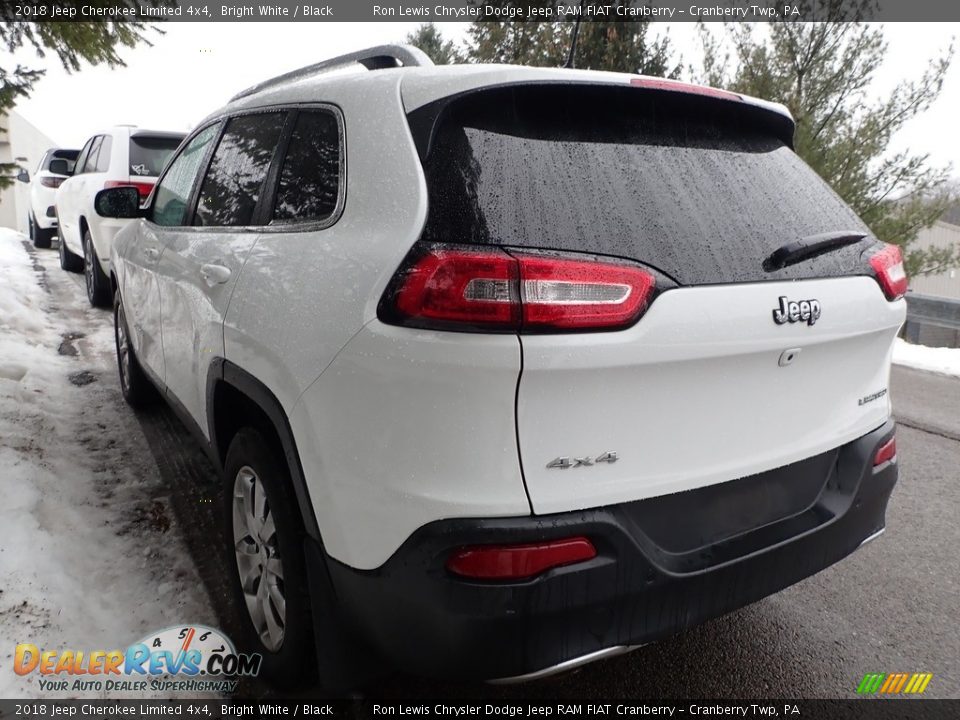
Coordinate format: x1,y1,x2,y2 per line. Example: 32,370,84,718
101,46,906,689
55,125,185,307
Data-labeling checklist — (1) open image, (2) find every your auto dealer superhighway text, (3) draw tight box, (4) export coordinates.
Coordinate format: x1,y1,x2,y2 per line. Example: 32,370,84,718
372,705,796,717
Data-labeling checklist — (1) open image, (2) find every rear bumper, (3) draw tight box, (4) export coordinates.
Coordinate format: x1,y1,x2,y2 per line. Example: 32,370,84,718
321,420,898,681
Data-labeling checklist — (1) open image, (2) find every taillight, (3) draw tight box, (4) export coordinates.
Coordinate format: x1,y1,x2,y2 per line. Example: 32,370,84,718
105,180,155,200
868,243,908,301
379,243,658,333
40,176,64,189
874,436,896,467
446,537,597,580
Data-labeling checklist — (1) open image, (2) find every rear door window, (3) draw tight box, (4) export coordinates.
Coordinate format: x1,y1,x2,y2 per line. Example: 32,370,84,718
194,112,287,227
271,109,342,224
417,85,871,286
81,136,103,174
73,139,94,176
94,135,112,173
130,135,184,178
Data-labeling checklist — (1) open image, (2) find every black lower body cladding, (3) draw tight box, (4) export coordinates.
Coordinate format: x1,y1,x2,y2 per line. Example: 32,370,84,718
312,420,897,681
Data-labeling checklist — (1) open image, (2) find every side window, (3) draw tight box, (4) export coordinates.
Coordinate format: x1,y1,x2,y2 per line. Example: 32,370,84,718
82,136,103,174
94,135,112,173
74,139,94,176
151,124,220,228
272,110,342,224
194,112,287,227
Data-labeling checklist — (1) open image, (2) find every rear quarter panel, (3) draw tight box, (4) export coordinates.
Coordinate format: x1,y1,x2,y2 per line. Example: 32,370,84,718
224,76,528,569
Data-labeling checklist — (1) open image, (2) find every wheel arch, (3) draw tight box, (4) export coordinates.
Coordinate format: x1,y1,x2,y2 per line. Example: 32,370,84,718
206,358,321,543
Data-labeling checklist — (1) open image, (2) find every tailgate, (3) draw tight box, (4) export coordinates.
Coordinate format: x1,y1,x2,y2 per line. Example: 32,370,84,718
518,277,904,514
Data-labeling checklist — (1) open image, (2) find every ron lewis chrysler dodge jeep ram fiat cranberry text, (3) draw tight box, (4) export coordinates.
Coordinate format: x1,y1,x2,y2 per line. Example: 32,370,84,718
99,45,905,688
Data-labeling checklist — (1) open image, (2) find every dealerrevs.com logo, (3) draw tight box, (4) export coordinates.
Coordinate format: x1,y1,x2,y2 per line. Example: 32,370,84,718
14,625,261,694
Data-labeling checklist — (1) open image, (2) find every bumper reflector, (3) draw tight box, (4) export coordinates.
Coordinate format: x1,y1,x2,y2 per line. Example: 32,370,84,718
446,537,597,580
874,436,897,467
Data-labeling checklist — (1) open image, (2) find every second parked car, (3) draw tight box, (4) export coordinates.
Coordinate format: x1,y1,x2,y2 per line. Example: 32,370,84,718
56,126,185,306
16,148,80,248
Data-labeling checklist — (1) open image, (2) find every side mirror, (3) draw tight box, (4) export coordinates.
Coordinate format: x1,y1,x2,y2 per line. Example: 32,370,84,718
16,169,29,183
49,159,71,176
95,186,141,219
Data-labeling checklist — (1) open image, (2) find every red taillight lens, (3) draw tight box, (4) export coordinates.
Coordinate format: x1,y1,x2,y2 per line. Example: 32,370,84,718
446,537,597,580
105,180,155,200
380,244,658,333
392,246,520,330
868,243,908,301
874,437,897,467
40,176,64,189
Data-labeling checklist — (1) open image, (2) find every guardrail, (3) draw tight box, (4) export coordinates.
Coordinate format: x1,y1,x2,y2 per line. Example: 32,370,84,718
903,292,960,348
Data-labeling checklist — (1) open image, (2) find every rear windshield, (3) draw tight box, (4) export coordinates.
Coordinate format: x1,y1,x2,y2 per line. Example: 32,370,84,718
42,148,79,172
129,135,183,178
417,85,872,286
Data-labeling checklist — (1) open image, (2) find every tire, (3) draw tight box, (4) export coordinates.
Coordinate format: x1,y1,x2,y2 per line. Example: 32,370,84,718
34,228,53,249
224,428,316,688
83,230,111,307
28,214,53,249
59,230,83,272
113,291,156,407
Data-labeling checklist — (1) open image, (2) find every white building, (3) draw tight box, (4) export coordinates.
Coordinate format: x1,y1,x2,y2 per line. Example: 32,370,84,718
0,109,58,233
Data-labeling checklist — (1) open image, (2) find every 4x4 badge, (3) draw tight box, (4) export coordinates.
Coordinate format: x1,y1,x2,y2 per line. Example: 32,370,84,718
773,296,821,326
547,452,618,469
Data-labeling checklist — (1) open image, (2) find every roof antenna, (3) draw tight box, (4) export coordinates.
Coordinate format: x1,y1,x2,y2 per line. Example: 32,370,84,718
563,0,586,69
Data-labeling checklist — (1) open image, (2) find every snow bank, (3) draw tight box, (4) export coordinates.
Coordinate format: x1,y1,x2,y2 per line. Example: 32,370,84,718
0,230,216,698
893,337,960,379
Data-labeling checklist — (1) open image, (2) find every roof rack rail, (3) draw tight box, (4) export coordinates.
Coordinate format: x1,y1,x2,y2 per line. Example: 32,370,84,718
230,44,434,101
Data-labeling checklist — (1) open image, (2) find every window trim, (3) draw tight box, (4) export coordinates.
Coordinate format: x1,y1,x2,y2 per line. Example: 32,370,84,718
144,102,346,234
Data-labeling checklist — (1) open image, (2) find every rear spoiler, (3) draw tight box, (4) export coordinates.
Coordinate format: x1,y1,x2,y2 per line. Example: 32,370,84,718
405,80,796,162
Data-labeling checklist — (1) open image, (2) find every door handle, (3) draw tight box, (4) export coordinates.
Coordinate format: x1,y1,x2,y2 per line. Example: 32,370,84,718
200,263,231,286
143,247,160,261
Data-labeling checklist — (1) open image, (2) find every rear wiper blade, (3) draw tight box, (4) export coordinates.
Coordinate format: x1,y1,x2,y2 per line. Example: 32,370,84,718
764,231,867,271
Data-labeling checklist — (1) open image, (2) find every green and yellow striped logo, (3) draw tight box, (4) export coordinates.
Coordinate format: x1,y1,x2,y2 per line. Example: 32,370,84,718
857,672,933,694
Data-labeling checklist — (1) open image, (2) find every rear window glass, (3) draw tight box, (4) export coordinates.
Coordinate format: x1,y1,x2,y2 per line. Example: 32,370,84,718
130,135,183,178
418,86,871,286
42,149,79,172
272,110,341,223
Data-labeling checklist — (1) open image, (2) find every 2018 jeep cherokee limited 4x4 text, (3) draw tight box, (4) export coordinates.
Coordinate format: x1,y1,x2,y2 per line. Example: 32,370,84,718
101,45,906,688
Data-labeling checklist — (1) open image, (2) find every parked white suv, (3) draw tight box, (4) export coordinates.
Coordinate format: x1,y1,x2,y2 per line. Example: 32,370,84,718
16,148,80,248
101,46,906,689
56,125,185,307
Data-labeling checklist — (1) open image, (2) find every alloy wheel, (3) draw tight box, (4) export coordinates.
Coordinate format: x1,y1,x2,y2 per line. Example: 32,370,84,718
232,466,286,652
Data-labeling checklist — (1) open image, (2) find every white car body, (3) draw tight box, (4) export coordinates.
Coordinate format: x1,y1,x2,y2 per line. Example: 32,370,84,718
108,47,906,684
56,126,184,277
26,148,79,236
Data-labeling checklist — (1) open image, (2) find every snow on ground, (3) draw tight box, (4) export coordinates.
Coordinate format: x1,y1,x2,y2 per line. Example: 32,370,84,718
0,229,216,697
893,337,960,379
